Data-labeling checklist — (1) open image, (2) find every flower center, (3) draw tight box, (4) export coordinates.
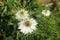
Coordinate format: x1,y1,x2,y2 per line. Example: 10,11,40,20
24,20,31,27
19,11,24,17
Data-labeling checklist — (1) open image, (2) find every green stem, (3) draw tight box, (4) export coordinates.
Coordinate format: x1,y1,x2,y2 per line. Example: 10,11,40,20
17,31,19,40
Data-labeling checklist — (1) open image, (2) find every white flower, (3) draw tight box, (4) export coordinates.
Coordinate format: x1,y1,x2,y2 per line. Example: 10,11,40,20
16,9,29,20
45,3,53,7
18,18,37,34
42,10,51,16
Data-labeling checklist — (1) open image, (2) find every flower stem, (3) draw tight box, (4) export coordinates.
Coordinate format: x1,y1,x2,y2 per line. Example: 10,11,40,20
17,31,19,40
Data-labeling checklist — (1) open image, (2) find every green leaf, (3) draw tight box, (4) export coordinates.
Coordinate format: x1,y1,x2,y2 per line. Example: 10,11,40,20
6,36,13,40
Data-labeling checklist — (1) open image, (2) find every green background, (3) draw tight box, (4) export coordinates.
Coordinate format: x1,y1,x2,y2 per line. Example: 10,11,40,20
0,0,60,40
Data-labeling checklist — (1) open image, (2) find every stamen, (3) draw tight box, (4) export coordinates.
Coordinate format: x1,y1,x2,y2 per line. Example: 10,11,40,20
24,20,31,27
19,11,24,17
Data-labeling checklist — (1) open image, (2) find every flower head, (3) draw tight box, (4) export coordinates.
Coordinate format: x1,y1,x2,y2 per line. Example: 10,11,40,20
16,9,29,20
45,3,53,7
18,18,37,34
42,9,51,16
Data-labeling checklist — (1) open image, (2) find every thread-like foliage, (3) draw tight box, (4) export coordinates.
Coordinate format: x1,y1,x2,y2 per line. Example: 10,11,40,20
0,0,60,40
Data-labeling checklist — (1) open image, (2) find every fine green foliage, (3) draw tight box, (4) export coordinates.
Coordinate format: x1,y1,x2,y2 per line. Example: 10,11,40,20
0,0,60,40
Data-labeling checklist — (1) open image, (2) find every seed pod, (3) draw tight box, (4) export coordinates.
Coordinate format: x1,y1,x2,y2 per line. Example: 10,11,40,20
36,0,58,5
0,0,3,3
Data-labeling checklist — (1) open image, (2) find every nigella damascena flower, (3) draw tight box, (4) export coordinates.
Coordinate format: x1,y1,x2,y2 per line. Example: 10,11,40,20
42,9,51,16
18,18,37,34
16,9,29,20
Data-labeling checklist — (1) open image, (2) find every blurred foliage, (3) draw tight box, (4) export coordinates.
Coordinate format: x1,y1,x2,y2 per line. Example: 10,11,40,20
0,0,60,40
